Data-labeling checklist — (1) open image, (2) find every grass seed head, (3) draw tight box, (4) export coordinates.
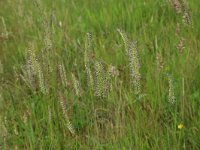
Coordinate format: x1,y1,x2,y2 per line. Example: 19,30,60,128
117,29,130,54
71,73,82,96
84,33,94,90
94,61,105,97
128,42,141,95
59,64,67,88
59,93,76,135
177,37,185,53
168,75,176,104
156,53,164,71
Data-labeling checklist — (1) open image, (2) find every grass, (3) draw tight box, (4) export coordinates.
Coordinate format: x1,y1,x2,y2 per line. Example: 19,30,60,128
0,0,200,149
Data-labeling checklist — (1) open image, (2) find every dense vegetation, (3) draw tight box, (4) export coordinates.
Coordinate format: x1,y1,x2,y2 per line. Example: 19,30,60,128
0,0,200,149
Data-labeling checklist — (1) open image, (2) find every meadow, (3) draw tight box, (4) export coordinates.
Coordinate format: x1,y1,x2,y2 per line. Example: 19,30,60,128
0,0,200,149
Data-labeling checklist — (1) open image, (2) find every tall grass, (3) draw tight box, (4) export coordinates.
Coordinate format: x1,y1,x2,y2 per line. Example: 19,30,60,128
0,0,200,149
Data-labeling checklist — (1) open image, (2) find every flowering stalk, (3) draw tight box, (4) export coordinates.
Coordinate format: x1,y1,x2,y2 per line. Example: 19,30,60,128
71,73,82,96
168,75,176,104
84,33,94,90
59,93,75,135
118,30,142,97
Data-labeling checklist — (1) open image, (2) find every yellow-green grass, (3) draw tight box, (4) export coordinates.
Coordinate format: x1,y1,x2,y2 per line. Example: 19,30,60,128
0,0,200,149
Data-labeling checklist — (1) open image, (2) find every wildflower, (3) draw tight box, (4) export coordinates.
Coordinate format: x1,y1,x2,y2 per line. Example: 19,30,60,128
178,123,184,129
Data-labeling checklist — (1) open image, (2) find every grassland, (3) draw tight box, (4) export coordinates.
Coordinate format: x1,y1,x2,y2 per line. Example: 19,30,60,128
0,0,200,149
